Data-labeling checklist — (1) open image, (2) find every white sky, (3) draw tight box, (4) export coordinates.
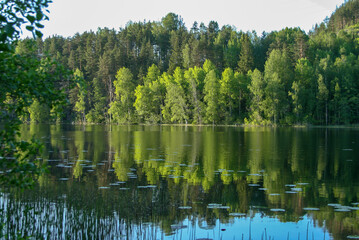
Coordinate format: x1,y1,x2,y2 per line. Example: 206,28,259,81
32,0,345,38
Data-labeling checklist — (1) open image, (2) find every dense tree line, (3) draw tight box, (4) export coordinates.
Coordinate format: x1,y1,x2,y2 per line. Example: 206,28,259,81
327,0,359,32
20,1,359,125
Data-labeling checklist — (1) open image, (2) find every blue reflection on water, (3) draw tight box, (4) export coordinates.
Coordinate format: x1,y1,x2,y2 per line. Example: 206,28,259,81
158,215,330,240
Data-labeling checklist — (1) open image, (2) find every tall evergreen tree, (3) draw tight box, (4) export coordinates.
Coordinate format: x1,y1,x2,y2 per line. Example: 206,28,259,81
238,33,254,74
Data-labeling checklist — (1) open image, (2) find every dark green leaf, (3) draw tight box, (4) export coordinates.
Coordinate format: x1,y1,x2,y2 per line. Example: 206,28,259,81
26,25,34,31
26,15,36,24
35,23,44,28
5,24,15,36
36,12,43,21
35,30,43,38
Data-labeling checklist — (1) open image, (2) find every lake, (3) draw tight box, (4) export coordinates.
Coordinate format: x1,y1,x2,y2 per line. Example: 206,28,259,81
1,124,359,239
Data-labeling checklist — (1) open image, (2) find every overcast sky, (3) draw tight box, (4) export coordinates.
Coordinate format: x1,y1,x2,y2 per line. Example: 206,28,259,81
31,0,345,38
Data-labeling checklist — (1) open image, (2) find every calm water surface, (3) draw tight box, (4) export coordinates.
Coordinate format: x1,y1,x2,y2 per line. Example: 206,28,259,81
1,125,359,239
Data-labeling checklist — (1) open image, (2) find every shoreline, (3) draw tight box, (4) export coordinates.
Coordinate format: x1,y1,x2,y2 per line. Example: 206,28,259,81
20,122,359,129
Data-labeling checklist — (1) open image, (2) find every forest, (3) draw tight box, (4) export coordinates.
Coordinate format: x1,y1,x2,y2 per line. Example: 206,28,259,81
18,0,359,125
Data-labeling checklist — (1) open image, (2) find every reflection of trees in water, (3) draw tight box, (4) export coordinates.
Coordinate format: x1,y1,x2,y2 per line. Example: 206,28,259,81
9,125,359,238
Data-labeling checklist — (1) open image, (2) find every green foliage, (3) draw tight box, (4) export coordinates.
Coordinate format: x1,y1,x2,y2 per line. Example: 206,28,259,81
204,70,220,124
28,99,50,123
134,85,153,122
73,69,87,123
248,69,266,124
237,33,254,74
219,68,237,122
144,64,161,86
163,83,188,124
0,0,73,188
327,0,359,32
263,49,293,123
161,13,183,32
184,67,206,124
109,67,136,123
0,0,50,51
290,58,316,123
10,0,359,126
224,31,240,69
86,78,107,123
203,59,216,73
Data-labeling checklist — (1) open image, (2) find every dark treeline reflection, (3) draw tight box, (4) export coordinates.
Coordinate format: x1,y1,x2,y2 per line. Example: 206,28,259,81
1,125,358,239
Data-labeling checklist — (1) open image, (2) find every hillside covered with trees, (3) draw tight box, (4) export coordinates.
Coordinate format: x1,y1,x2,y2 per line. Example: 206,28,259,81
19,0,359,125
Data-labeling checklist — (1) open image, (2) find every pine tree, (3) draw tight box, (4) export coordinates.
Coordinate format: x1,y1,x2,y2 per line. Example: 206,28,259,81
238,33,254,74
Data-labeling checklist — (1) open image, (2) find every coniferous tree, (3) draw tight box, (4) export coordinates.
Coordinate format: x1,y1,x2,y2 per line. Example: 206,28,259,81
19,1,359,125
86,78,107,123
224,31,241,69
238,33,254,74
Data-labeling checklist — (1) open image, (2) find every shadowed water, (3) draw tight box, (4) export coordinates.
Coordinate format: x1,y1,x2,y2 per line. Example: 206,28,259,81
1,124,358,239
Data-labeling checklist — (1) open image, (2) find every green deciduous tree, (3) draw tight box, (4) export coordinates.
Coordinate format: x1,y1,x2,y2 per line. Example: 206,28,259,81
163,83,188,124
224,31,240,69
219,68,237,122
73,69,87,123
263,49,293,124
203,70,220,124
184,67,206,124
134,64,163,123
247,69,265,124
144,64,161,86
108,67,136,123
134,85,155,122
290,58,316,123
317,74,329,125
29,99,50,123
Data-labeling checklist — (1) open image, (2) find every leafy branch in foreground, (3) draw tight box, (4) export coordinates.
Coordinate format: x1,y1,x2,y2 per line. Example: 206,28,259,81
0,0,75,188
